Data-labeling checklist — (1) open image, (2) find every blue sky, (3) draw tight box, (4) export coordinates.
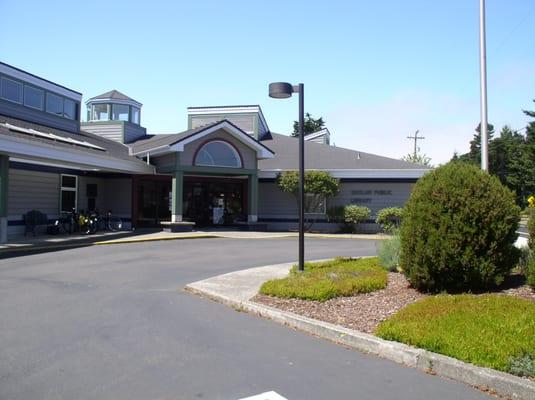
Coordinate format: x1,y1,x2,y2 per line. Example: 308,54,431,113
1,0,534,164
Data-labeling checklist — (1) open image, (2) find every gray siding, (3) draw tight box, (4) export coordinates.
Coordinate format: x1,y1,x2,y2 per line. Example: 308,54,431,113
330,182,414,217
124,122,146,143
0,98,80,133
81,122,123,143
152,153,177,173
102,178,132,218
258,180,415,232
77,176,132,218
190,113,256,136
180,129,257,170
258,182,407,219
78,176,106,212
258,182,297,219
7,169,60,236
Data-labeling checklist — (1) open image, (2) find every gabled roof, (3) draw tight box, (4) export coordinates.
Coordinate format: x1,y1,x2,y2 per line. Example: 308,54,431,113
258,133,431,179
86,90,142,107
128,119,275,159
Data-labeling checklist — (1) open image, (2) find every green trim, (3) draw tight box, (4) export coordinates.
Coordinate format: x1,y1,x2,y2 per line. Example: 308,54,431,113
172,170,184,217
178,166,257,175
248,172,258,216
0,155,9,217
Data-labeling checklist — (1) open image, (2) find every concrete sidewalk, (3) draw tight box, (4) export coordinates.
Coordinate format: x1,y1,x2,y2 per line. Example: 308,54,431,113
185,262,535,400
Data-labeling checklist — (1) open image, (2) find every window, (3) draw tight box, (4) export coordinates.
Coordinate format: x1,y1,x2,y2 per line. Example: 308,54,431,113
64,98,76,120
194,140,242,168
46,92,64,116
131,106,140,124
91,104,109,121
1,77,23,103
60,174,77,212
305,194,327,215
112,104,129,121
24,85,44,110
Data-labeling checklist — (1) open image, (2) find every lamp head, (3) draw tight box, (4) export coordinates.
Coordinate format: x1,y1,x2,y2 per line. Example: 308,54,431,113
269,82,294,99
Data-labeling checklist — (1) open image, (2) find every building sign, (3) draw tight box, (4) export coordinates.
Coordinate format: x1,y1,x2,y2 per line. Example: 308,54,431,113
350,189,392,205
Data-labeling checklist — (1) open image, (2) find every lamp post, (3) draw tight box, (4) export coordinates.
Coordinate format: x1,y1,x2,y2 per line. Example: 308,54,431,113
269,82,305,272
479,0,489,171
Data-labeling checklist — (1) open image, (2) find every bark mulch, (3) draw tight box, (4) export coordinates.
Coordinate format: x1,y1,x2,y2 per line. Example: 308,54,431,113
252,272,535,334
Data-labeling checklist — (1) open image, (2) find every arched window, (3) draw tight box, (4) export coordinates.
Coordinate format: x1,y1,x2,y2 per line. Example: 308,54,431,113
194,140,242,168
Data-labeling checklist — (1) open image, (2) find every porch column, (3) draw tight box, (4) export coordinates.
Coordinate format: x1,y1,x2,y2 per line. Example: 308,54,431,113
0,155,9,243
248,172,258,222
172,170,183,222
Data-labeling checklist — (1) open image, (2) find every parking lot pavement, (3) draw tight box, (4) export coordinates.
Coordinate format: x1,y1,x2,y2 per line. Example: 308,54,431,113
0,238,490,400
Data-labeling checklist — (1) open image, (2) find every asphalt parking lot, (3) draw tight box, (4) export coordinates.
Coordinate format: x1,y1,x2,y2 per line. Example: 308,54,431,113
0,237,490,400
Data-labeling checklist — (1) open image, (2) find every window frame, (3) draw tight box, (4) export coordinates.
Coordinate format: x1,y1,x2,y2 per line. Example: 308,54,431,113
60,174,78,212
63,98,76,120
130,106,140,124
194,140,243,168
111,103,130,122
23,84,45,110
91,103,110,121
0,76,23,104
45,92,64,117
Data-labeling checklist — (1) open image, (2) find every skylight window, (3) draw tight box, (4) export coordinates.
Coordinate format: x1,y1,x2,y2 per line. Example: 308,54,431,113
0,122,105,151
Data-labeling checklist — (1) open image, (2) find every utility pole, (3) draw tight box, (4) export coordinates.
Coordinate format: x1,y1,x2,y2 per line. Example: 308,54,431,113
479,0,489,171
407,130,425,158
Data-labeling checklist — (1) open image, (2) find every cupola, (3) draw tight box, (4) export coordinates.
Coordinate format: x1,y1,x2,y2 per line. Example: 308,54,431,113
82,90,146,144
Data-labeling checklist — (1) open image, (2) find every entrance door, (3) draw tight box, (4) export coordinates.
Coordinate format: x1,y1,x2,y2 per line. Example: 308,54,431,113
183,178,245,226
134,177,172,227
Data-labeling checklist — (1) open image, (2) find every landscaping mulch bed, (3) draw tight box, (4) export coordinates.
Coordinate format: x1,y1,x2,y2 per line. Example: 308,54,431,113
253,272,535,334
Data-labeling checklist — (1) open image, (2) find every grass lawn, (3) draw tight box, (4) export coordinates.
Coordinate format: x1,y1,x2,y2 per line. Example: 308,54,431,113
375,294,535,375
259,257,387,302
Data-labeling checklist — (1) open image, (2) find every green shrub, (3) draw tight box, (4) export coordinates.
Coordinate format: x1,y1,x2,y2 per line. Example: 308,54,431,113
400,162,520,292
375,207,404,233
529,209,535,251
527,256,535,288
378,234,401,272
376,294,535,373
327,206,354,233
259,257,387,302
343,205,371,233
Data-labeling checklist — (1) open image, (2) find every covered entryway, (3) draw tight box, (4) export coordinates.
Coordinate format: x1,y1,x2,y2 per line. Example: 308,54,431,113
183,176,246,226
129,120,274,228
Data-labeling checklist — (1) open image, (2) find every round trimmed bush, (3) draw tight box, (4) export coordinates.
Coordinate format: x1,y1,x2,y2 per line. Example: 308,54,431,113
376,207,404,233
400,162,520,292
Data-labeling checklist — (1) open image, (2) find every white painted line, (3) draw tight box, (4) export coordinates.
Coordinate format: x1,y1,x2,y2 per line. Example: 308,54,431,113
239,391,288,400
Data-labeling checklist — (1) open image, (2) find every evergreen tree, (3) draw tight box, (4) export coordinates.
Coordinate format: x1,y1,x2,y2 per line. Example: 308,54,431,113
458,123,495,165
292,113,325,136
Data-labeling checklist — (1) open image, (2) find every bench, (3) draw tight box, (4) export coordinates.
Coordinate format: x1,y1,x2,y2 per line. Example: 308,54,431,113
23,210,49,237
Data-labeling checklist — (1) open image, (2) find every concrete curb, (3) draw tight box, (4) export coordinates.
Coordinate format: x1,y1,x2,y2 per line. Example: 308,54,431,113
185,265,535,400
94,234,219,245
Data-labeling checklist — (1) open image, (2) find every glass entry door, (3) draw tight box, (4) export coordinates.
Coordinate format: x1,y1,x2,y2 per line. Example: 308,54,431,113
183,179,245,226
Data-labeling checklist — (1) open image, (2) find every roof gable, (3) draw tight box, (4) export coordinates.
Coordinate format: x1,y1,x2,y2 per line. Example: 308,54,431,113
129,119,274,159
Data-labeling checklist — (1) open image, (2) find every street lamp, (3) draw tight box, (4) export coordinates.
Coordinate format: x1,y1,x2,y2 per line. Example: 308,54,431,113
269,82,305,272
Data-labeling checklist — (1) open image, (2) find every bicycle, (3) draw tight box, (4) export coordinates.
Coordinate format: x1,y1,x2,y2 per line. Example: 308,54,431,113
50,209,78,234
99,210,123,232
